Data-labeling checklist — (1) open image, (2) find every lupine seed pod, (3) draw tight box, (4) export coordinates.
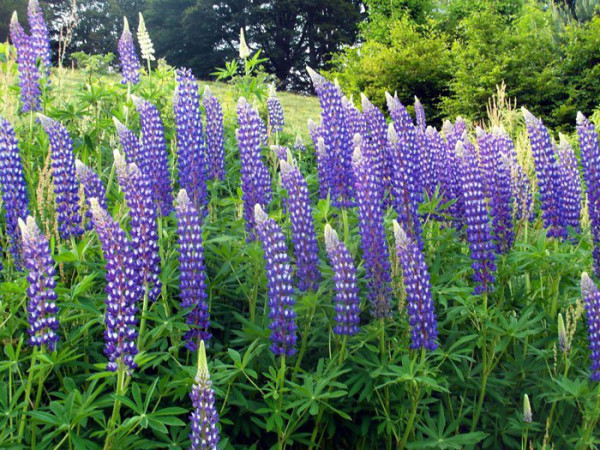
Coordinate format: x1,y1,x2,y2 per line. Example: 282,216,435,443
414,96,426,131
113,117,142,165
19,216,59,351
581,272,600,381
114,149,161,303
38,114,83,240
267,84,284,134
458,140,496,295
577,113,600,276
393,221,438,350
523,394,532,423
175,68,208,213
176,190,211,351
280,155,320,291
0,116,29,264
132,95,173,216
137,13,155,63
10,12,41,113
293,134,306,152
236,97,272,240
202,86,226,180
558,312,568,353
189,340,220,449
522,108,566,239
324,224,360,336
89,199,139,373
118,17,141,84
27,0,51,74
557,135,581,231
352,143,392,318
75,160,107,230
254,204,297,357
307,67,354,207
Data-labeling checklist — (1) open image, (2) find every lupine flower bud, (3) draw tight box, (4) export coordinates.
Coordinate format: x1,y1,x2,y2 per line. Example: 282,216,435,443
414,96,426,131
132,95,173,215
352,144,392,318
10,12,41,113
27,0,51,73
89,199,139,373
557,135,581,231
189,340,220,449
175,68,208,213
113,117,141,165
558,312,568,353
393,221,438,350
19,216,59,351
293,134,306,153
202,86,225,180
114,149,161,303
0,117,29,264
458,141,496,294
324,224,360,336
267,84,284,134
118,17,141,85
280,156,320,291
577,113,600,276
271,145,288,161
75,160,107,230
38,114,83,239
581,272,600,381
239,28,251,59
522,108,565,239
254,204,297,357
176,190,211,351
523,394,532,423
137,13,155,63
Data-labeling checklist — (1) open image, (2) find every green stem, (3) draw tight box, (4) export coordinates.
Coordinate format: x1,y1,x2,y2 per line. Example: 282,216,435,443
472,293,489,431
17,350,38,443
294,298,317,371
400,382,421,449
104,368,126,450
277,356,287,450
31,369,46,450
341,207,350,246
138,289,150,351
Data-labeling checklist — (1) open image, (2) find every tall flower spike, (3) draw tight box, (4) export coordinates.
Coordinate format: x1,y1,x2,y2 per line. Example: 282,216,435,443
267,84,284,134
458,141,496,294
352,143,392,318
254,204,297,357
114,149,161,303
580,273,600,382
27,0,51,74
189,340,220,449
175,68,208,213
414,96,426,131
203,87,225,180
19,216,59,351
75,160,107,230
236,97,272,240
523,394,532,423
132,95,173,215
137,13,155,64
324,224,360,336
89,199,139,373
577,112,600,275
176,190,211,351
113,117,142,165
280,156,320,291
522,108,566,239
10,12,41,113
118,17,141,85
393,221,438,350
361,93,389,205
239,28,251,59
439,121,464,224
293,134,306,152
38,114,83,239
0,116,29,265
557,135,581,231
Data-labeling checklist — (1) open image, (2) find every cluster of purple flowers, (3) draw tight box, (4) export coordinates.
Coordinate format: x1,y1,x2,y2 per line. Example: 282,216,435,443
360,94,388,199
114,118,142,165
10,12,41,113
27,0,51,74
75,160,107,230
118,17,141,85
267,86,284,134
580,273,600,382
203,87,226,180
556,135,581,231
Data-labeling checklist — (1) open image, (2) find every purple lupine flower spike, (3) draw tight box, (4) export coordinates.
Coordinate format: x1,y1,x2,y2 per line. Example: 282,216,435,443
254,204,297,357
361,94,389,205
189,340,220,449
324,224,360,336
38,114,83,239
315,137,330,200
522,108,566,239
280,155,320,291
89,199,139,373
75,160,107,230
439,121,464,224
113,117,142,165
114,149,161,303
352,142,392,318
414,96,426,131
0,117,29,265
271,145,288,161
19,216,59,351
118,17,141,85
458,141,496,294
175,68,208,213
236,97,272,240
577,112,600,275
344,96,368,139
27,0,51,74
176,190,211,351
425,126,445,199
293,134,306,153
581,273,600,381
203,86,225,180
10,12,41,113
557,134,581,231
393,221,438,350
132,95,173,216
267,85,284,135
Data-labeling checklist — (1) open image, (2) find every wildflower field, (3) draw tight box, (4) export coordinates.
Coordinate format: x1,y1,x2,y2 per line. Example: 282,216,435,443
1,2,600,449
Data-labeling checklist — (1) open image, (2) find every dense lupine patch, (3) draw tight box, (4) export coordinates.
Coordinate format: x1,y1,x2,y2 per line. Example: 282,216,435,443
27,0,51,74
580,273,600,382
10,12,41,113
75,159,107,230
118,17,141,85
203,86,226,180
557,135,581,231
267,85,284,134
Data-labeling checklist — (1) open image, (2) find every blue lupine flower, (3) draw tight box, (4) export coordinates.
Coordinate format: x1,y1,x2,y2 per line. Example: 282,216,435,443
203,86,226,180
580,272,600,382
118,17,140,84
